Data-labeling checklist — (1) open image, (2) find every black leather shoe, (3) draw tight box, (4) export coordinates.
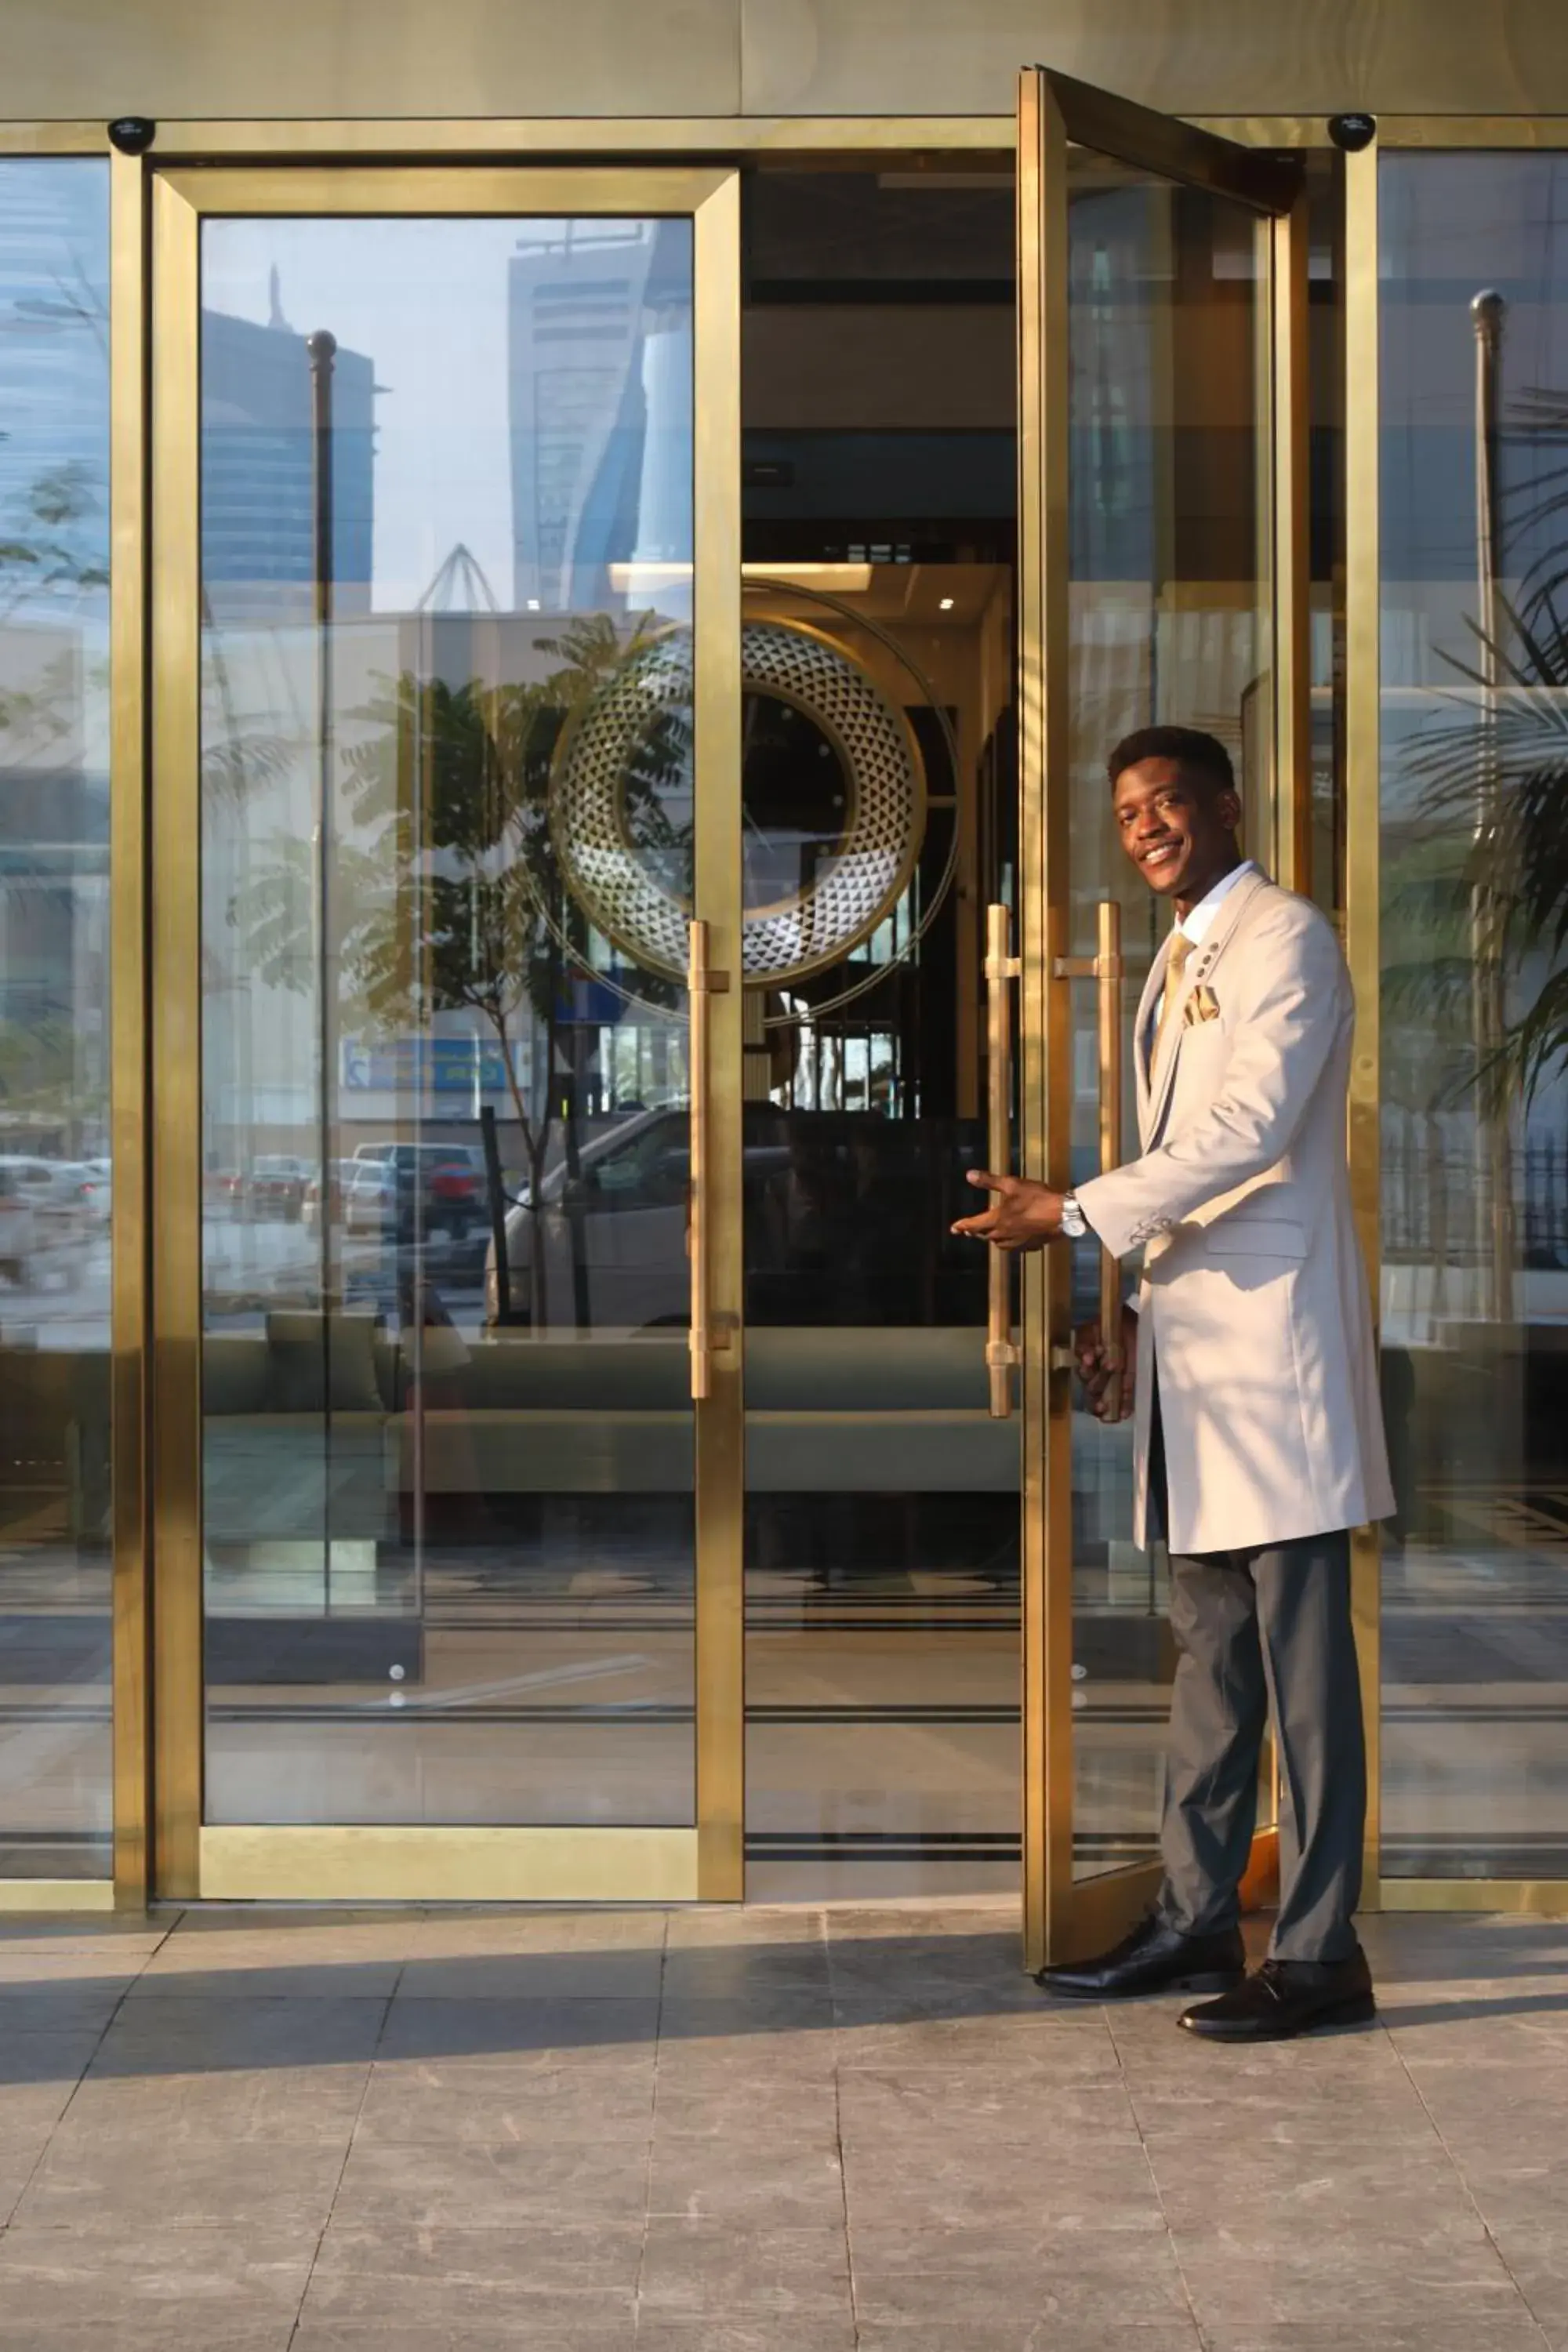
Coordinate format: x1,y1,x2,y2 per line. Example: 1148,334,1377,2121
1178,1947,1376,2041
1036,1910,1246,2001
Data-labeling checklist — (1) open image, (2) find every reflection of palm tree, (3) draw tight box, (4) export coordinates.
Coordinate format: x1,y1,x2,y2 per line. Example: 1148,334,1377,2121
231,612,687,1324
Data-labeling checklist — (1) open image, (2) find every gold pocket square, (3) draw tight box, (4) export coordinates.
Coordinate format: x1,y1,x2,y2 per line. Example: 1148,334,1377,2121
1184,986,1221,1027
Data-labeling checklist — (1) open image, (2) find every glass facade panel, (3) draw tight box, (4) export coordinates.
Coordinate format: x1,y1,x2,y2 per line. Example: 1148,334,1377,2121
1379,153,1568,1878
198,213,699,1828
0,159,113,1880
1063,162,1268,1878
739,171,1021,1896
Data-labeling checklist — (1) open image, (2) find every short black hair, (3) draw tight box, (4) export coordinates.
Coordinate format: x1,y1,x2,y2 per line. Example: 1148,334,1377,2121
1107,724,1236,800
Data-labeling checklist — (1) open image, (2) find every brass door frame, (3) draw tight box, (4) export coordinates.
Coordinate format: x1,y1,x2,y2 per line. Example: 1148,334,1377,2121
145,161,742,1904
9,104,1567,1917
1016,69,1308,1969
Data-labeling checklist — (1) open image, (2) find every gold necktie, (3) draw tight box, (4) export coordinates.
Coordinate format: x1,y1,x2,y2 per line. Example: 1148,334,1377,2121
1152,931,1194,1062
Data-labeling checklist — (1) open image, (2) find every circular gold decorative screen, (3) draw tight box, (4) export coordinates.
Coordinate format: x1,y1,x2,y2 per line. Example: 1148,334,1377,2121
550,618,926,985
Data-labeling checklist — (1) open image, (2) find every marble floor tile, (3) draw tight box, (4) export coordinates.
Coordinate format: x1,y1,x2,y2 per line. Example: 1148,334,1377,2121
0,2221,314,2333
834,2007,1122,2076
91,1994,388,2073
848,2223,1192,2327
635,2326,856,2352
835,2064,1138,2145
303,2218,642,2324
0,1981,126,2034
637,2219,851,2319
852,2331,1201,2352
292,2328,632,2352
843,2137,1165,2234
660,1945,833,1999
1199,2328,1552,2352
328,2136,652,2230
1479,2223,1568,2326
663,1906,827,1951
59,2060,371,2142
14,2132,347,2232
1144,2132,1483,2241
129,1929,406,2002
651,2074,840,2138
397,1949,665,2000
648,2131,845,2226
354,2061,655,2143
377,1995,658,2062
405,1907,668,1958
1173,2230,1525,2329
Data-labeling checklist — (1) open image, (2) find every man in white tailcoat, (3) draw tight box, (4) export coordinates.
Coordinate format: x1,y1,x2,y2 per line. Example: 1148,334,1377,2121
955,725,1392,2042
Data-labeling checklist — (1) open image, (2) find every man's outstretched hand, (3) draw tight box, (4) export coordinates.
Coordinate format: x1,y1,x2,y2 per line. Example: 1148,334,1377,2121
951,1171,1065,1252
1074,1305,1139,1423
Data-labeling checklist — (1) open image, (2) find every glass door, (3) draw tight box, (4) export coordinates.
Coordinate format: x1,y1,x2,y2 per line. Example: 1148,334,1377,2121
148,166,742,1902
1014,74,1308,1965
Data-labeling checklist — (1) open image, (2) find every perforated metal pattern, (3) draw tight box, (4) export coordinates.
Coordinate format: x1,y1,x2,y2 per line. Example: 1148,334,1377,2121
550,619,926,985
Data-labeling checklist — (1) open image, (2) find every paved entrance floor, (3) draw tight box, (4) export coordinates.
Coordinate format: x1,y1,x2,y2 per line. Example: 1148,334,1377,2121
0,1902,1566,2349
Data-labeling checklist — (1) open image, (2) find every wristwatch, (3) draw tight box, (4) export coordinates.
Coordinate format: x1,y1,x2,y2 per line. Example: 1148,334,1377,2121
1060,1192,1088,1240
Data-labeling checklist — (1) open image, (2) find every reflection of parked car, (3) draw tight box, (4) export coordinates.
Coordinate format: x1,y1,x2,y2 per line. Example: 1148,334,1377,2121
243,1156,310,1221
483,1108,1018,1332
0,1166,38,1282
348,1143,485,1241
303,1160,358,1229
54,1161,111,1222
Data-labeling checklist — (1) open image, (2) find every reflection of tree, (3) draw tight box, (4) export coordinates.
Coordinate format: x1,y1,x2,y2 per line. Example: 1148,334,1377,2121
0,450,110,1146
1380,379,1568,1307
1385,582,1568,1117
233,612,688,1323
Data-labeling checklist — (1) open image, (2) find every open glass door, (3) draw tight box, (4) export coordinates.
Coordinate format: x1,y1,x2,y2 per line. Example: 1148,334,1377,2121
148,165,742,1903
1014,73,1308,1965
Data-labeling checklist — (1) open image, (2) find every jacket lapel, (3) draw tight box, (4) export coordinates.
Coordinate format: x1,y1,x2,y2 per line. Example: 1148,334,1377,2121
1133,940,1168,1145
1144,869,1273,1144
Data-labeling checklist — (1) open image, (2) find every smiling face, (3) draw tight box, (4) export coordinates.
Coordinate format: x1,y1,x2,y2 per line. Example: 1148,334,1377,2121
1112,755,1242,913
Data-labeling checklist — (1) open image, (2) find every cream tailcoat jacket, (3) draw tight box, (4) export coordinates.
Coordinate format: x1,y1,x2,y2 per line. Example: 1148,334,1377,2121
1076,869,1393,1555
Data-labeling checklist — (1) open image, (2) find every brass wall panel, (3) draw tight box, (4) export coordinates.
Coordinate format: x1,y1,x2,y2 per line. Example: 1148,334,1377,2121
742,0,1568,118
9,0,1568,125
4,0,741,120
199,1827,700,1904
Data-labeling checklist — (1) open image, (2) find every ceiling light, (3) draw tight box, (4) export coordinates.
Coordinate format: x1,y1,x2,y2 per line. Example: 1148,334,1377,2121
938,596,955,611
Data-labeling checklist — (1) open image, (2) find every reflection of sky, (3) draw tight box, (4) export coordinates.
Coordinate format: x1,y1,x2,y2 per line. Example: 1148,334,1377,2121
0,158,110,630
201,216,684,617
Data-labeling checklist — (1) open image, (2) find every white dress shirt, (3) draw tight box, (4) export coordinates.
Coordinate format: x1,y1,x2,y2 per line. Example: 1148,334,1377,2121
1173,858,1258,949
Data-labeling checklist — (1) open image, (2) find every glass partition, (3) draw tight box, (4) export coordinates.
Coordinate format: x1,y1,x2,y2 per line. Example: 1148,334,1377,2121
0,159,112,1882
1062,158,1269,1880
1379,151,1568,1878
198,211,700,1829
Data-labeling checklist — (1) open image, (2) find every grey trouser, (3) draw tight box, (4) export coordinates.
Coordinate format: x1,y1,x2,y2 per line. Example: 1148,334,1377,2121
1148,1377,1367,1963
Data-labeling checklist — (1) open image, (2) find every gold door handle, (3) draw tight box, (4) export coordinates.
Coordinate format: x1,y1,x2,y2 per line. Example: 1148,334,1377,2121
1053,903,1125,1410
985,903,1022,1419
688,918,730,1402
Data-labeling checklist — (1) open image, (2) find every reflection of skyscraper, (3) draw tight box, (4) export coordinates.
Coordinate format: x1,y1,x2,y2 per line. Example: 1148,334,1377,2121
0,159,111,1155
201,308,376,616
508,220,692,609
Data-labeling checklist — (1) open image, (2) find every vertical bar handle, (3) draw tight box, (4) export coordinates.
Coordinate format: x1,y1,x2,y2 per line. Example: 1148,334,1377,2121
688,919,730,1402
985,903,1022,1419
1095,900,1126,1420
